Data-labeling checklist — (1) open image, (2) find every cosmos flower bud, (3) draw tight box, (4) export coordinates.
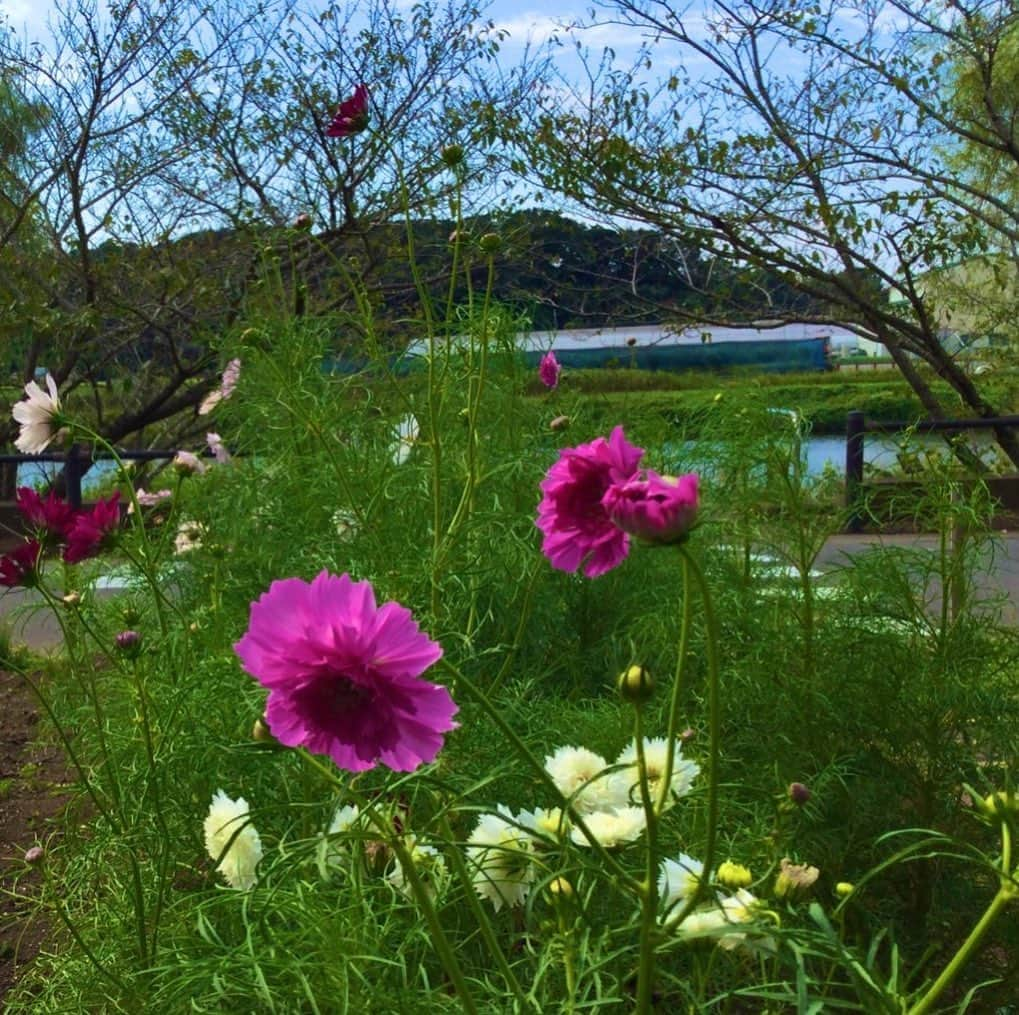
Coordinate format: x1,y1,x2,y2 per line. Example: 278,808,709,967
548,876,574,898
478,232,502,255
24,846,45,865
980,790,1019,823
835,881,854,899
626,337,637,347
788,782,812,806
549,415,570,432
617,663,654,704
115,629,142,655
440,143,465,167
717,860,753,890
252,716,275,743
292,213,313,230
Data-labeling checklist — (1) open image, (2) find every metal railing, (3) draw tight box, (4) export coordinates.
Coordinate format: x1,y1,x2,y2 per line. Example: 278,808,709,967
0,445,189,510
844,410,1019,532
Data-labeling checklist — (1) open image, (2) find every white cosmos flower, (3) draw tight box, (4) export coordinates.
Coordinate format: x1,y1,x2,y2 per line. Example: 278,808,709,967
544,745,628,815
387,838,448,902
466,809,536,911
174,520,205,554
676,888,768,951
569,806,647,848
517,806,568,844
12,373,64,454
332,508,358,540
321,804,363,870
391,414,420,466
614,738,701,809
204,790,262,890
658,854,704,922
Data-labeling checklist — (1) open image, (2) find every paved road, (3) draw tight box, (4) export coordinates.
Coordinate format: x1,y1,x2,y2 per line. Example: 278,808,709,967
2,532,1017,653
816,531,1019,625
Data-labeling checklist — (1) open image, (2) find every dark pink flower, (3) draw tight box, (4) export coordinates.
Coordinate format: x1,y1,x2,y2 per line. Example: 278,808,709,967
63,492,121,564
15,486,76,547
0,539,41,587
536,426,644,578
539,350,561,389
601,471,698,544
234,571,457,773
326,84,370,138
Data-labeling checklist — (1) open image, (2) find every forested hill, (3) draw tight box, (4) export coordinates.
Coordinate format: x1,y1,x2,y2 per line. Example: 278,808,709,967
86,209,835,362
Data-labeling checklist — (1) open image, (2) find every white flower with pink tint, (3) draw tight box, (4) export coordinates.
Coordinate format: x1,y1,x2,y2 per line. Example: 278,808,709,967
206,432,231,464
12,373,64,453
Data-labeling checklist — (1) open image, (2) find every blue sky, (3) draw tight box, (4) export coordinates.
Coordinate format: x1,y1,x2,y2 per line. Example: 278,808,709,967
0,0,654,77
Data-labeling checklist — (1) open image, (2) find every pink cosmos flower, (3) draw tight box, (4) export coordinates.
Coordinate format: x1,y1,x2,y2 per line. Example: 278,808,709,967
198,359,242,416
539,351,561,389
234,571,457,773
536,426,644,578
15,486,76,547
173,450,207,475
63,492,121,564
326,84,370,138
206,432,231,464
135,488,173,507
0,539,41,587
602,471,699,544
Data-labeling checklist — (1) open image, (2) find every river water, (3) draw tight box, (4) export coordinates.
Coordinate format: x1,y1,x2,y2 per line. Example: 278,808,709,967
13,433,996,491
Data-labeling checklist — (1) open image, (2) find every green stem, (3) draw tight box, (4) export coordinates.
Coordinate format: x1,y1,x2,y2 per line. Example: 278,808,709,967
906,888,1012,1015
298,751,478,1014
435,813,532,1010
673,548,722,919
657,553,693,814
441,660,641,892
634,708,660,1014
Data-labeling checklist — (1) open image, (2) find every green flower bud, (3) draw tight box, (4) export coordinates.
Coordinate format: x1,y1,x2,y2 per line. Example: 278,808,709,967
440,143,465,167
478,232,502,255
717,860,753,890
617,664,654,704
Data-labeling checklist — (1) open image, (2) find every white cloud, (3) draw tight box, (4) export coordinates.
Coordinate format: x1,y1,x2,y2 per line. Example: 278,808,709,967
0,0,56,37
492,10,652,50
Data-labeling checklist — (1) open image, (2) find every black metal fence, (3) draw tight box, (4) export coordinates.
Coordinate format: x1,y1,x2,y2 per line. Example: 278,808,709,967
845,410,1019,532
0,445,187,510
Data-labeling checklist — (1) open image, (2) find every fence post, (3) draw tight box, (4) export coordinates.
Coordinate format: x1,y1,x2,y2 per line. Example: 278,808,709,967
846,410,865,533
65,443,83,510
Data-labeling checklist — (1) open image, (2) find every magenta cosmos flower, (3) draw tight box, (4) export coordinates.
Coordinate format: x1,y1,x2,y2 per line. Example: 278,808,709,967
602,471,699,544
0,539,41,587
234,571,457,772
539,350,561,389
536,426,644,577
326,84,370,138
63,492,121,563
16,486,76,548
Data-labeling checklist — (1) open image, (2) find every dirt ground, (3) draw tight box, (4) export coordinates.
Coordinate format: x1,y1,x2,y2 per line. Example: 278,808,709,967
0,668,73,1005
